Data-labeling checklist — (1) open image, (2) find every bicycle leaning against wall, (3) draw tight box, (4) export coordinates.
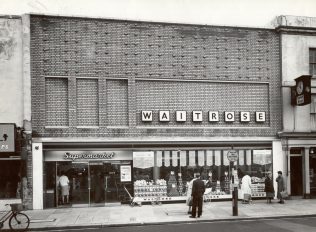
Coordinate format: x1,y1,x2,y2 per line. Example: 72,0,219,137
0,203,30,231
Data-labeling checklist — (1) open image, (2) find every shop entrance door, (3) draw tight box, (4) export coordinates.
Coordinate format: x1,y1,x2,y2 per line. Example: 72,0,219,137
89,161,122,205
57,162,89,207
103,162,120,203
90,163,106,205
53,161,127,208
290,156,303,196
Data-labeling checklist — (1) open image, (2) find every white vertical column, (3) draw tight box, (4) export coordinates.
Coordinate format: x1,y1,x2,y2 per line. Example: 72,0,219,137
273,140,284,198
303,147,310,198
32,142,43,210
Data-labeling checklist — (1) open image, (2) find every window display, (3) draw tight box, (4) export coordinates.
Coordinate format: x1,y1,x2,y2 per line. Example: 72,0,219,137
0,160,24,199
132,149,272,202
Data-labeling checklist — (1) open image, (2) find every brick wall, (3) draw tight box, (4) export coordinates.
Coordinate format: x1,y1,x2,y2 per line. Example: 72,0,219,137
30,15,281,138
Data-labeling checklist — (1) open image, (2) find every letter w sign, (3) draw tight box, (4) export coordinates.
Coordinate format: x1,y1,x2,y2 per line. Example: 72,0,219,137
142,111,153,121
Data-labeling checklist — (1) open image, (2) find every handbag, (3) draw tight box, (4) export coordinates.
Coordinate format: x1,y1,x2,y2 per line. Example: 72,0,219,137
280,191,288,198
186,196,193,206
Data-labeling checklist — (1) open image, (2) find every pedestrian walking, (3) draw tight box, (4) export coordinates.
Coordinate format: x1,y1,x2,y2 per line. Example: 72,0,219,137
264,172,274,203
276,171,286,204
189,173,205,218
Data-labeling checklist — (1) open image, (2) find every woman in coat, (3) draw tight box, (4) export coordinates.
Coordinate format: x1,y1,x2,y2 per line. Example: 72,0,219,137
186,173,197,214
264,173,274,203
241,173,252,203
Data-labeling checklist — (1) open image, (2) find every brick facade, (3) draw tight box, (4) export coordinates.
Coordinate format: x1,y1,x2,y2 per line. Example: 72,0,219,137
30,15,281,138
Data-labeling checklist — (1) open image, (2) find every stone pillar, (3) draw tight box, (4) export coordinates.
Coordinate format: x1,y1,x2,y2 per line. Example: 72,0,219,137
32,142,43,210
303,147,311,198
153,151,160,182
273,140,284,198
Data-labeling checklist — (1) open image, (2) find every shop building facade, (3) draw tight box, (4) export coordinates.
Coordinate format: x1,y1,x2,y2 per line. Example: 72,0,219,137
29,14,283,210
277,15,316,199
0,15,32,210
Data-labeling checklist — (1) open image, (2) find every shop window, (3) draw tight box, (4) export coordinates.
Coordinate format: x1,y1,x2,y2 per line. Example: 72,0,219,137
310,48,316,76
132,149,272,201
45,77,69,126
0,160,23,199
311,95,316,131
76,78,99,126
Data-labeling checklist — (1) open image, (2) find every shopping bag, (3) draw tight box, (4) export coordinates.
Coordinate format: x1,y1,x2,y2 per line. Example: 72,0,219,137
187,197,193,206
280,191,288,198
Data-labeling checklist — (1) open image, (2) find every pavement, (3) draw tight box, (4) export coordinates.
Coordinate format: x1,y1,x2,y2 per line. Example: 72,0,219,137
2,199,316,230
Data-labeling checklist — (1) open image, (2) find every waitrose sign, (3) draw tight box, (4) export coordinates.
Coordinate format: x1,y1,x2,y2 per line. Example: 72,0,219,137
141,111,266,122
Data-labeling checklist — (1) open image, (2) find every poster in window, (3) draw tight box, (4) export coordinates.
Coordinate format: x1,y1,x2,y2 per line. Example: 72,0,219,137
120,165,131,182
133,151,154,168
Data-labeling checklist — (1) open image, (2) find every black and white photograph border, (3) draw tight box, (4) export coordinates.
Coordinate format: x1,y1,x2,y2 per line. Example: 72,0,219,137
0,0,316,231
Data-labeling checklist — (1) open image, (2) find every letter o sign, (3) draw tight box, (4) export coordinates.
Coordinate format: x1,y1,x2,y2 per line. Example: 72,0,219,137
225,111,235,122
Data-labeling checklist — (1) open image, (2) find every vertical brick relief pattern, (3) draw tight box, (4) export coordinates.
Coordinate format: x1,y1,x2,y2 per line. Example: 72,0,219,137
45,78,69,126
30,16,282,137
76,78,99,126
106,79,128,126
136,80,269,127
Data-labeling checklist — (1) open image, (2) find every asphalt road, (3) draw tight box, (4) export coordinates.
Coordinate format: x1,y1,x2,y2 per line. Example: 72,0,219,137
30,216,316,232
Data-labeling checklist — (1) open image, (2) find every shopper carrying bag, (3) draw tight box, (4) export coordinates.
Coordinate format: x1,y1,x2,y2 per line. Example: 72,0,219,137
276,171,286,204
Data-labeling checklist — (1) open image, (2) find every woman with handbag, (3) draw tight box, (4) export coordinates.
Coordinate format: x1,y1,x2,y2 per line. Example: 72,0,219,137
276,171,286,204
186,173,197,214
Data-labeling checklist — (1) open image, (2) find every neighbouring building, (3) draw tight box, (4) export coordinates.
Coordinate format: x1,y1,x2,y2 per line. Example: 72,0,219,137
29,14,283,210
0,15,32,210
277,15,316,199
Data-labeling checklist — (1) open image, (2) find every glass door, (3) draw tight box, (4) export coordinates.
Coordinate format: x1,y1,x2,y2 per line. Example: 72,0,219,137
104,162,120,203
90,162,106,206
70,162,89,206
56,162,89,207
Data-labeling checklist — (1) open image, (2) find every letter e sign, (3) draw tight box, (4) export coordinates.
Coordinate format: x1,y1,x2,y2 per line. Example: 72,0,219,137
255,112,266,122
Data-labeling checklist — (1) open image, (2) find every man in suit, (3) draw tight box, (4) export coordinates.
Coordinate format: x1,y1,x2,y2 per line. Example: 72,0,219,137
190,173,205,218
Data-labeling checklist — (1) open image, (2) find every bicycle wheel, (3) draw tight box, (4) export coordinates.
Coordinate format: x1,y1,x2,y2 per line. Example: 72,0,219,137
9,212,30,231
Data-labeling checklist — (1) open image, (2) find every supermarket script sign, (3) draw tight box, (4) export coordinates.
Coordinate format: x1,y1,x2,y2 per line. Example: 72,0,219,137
64,152,115,161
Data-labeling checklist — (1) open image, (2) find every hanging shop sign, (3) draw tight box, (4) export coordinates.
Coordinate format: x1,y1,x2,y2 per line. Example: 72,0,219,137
44,150,133,161
291,75,311,106
141,111,266,123
0,124,15,153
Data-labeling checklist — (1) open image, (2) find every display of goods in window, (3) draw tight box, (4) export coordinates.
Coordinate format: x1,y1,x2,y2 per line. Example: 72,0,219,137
177,173,186,196
167,171,180,196
134,179,167,197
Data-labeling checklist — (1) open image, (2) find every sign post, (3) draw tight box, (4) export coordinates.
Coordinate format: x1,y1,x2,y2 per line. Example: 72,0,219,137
227,149,239,216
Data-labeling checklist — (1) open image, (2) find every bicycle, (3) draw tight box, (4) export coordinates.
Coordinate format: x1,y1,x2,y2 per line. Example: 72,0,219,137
0,203,30,231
